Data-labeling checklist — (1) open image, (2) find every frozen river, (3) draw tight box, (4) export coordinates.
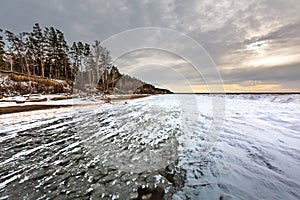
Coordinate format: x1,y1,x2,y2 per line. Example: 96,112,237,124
0,94,299,199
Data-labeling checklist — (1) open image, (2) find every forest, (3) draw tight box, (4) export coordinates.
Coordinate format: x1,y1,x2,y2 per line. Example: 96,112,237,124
0,23,171,95
0,23,111,82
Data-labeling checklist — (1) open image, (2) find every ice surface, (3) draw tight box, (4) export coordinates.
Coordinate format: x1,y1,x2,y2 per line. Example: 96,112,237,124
0,94,299,199
175,94,300,199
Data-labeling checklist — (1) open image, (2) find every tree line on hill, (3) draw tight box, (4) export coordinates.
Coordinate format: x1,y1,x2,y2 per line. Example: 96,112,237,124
0,24,172,95
0,23,110,83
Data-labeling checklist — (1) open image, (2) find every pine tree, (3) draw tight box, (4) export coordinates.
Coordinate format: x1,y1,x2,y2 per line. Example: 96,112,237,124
30,23,46,77
0,29,5,68
70,42,78,67
44,27,58,78
24,31,37,76
5,30,16,72
56,30,70,80
5,30,28,73
19,32,31,75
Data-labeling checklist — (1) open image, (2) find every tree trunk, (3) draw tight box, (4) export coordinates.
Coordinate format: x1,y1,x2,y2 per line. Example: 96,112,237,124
40,48,45,77
24,56,30,75
9,57,13,72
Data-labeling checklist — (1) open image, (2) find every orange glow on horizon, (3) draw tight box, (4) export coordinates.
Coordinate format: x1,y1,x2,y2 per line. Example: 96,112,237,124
191,84,296,93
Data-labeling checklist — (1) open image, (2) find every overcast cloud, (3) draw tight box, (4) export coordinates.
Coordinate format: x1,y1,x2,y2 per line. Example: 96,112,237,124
1,0,299,92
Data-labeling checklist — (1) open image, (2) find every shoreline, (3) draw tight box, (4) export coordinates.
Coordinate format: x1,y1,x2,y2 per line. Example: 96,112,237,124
0,104,73,114
0,94,150,115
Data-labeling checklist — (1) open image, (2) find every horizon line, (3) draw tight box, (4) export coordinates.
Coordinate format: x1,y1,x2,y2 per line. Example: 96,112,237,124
173,92,300,95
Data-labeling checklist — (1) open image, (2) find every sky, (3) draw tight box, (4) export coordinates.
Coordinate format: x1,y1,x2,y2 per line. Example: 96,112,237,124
0,0,300,92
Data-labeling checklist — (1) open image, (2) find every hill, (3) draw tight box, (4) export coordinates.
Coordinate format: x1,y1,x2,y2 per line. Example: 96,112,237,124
0,66,172,97
0,23,172,97
97,66,172,94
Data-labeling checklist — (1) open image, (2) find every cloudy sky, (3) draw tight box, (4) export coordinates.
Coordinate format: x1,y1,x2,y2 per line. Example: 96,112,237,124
1,0,300,92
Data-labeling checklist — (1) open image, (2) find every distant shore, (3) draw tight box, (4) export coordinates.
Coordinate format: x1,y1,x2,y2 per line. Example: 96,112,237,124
174,92,300,95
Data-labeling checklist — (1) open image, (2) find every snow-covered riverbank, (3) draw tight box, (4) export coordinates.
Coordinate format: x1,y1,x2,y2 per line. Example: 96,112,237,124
0,94,150,114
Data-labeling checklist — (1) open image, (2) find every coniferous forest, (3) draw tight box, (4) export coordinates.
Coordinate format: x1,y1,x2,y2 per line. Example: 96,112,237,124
0,23,172,95
0,23,110,82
